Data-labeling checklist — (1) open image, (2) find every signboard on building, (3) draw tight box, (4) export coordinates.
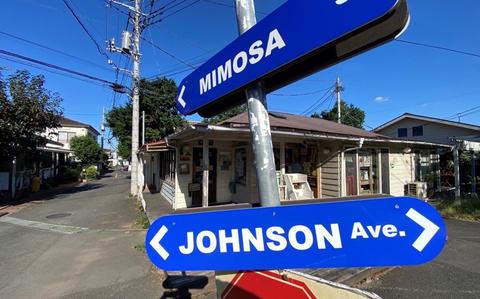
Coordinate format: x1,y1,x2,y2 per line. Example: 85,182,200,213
175,0,409,116
146,197,446,271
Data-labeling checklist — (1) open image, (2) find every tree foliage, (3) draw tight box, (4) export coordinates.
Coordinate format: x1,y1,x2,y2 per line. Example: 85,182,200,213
203,104,247,125
70,136,102,165
107,77,186,161
0,70,63,159
315,100,365,129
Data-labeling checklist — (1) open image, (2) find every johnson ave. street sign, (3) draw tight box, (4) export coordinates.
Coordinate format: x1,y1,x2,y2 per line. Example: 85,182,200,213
175,0,409,117
146,197,446,271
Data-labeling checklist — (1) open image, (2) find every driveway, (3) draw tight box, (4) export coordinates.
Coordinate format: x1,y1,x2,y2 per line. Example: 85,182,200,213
360,219,480,298
0,172,166,299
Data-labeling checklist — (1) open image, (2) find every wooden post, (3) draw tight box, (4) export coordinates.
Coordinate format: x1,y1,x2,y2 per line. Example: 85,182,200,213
202,137,209,207
11,157,16,200
280,142,286,175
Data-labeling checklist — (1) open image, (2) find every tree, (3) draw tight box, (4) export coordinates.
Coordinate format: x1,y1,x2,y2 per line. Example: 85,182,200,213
317,100,365,128
0,70,63,160
70,136,102,165
107,77,186,161
203,104,247,125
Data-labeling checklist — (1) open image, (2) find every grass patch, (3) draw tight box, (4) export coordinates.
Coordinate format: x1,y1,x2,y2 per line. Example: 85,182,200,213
136,213,150,229
134,243,146,253
437,197,480,221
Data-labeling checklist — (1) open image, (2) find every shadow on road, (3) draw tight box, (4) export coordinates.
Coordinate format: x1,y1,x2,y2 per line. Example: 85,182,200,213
160,273,209,299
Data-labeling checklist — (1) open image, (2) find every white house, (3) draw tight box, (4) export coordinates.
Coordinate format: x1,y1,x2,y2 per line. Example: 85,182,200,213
375,113,480,196
140,112,450,210
46,117,100,151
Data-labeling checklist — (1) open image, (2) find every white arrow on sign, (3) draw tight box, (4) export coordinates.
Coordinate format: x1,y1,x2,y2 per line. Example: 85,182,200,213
150,225,170,260
406,208,440,252
178,85,187,108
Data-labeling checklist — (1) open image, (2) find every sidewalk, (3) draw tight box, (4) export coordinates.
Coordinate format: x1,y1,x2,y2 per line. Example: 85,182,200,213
143,191,217,298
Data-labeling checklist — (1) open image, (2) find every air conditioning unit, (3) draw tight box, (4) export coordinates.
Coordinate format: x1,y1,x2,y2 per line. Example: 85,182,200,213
405,182,428,199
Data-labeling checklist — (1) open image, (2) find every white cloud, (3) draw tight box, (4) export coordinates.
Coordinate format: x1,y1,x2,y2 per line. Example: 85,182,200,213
374,96,390,103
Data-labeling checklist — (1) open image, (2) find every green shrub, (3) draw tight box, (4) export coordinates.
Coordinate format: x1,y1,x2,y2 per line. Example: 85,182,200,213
59,165,81,183
84,165,99,180
437,197,480,221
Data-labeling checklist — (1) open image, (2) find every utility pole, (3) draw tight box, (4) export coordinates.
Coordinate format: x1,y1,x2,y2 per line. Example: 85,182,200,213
108,0,143,197
335,77,343,124
142,110,145,146
101,107,105,151
472,150,477,195
235,0,280,207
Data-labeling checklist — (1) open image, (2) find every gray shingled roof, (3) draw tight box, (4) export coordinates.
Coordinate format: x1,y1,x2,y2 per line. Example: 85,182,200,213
219,112,388,139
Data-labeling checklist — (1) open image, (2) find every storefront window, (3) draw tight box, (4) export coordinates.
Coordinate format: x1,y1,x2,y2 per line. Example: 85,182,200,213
235,148,247,185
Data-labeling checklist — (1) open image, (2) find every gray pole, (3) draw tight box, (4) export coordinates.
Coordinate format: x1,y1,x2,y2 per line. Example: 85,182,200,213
234,0,280,207
142,110,145,146
335,77,342,124
453,143,460,199
130,0,141,196
472,151,476,195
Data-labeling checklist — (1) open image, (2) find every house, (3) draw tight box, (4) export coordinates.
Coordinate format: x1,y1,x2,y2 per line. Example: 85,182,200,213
373,113,480,150
374,113,480,196
46,117,100,152
139,112,450,210
0,117,100,200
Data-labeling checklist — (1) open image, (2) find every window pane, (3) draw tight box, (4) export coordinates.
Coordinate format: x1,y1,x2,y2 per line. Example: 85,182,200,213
235,148,247,185
397,128,407,138
58,132,68,142
412,126,423,137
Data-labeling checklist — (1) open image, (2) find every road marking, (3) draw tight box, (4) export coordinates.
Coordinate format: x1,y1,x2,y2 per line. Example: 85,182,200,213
0,216,88,235
406,208,440,252
150,225,169,260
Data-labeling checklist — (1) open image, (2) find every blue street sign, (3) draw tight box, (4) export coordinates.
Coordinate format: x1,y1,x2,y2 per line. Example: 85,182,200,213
175,0,409,116
146,197,446,271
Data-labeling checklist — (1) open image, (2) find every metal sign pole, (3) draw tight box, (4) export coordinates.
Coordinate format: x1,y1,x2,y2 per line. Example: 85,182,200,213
234,0,280,207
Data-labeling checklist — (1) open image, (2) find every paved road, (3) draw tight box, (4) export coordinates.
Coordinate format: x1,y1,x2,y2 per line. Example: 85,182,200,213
361,219,480,298
0,172,178,299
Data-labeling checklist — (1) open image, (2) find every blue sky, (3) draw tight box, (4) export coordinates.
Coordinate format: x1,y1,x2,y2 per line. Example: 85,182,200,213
1,0,479,146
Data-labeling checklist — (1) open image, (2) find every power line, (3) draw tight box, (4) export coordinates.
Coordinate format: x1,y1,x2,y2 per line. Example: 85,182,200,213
63,0,112,62
272,86,333,97
0,48,119,87
0,30,113,72
301,87,334,115
140,36,197,69
149,0,200,26
202,0,268,15
396,39,480,59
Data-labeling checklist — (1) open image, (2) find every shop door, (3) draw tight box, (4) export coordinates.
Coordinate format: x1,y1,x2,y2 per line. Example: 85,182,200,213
192,148,217,207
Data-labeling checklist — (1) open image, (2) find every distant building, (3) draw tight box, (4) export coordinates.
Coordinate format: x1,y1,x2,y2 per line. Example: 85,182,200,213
374,113,480,151
375,113,480,196
46,117,100,151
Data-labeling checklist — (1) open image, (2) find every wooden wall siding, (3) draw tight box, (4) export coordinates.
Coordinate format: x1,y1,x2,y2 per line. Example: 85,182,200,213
321,153,340,198
389,151,413,196
159,179,175,204
175,146,190,209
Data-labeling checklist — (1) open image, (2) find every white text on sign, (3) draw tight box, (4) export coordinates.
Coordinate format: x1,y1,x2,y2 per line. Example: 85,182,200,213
199,29,286,95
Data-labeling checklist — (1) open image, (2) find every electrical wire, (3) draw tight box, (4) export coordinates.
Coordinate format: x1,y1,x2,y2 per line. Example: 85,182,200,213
0,31,113,72
396,39,480,59
140,36,197,69
63,0,113,63
301,87,334,115
202,0,268,16
0,49,119,87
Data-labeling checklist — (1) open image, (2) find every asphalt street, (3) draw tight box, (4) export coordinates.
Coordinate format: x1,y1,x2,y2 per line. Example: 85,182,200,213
0,172,168,299
361,218,480,298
